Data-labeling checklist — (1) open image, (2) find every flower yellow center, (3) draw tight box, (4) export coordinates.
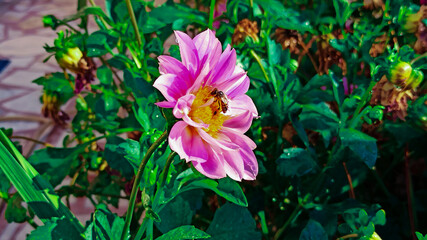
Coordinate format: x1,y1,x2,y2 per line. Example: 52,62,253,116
188,87,228,137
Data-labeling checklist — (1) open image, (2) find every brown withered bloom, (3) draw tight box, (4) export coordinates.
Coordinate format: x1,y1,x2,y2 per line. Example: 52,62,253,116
232,19,259,45
74,54,96,94
274,28,302,54
41,90,70,125
369,33,389,57
370,76,417,120
316,33,347,75
363,0,384,10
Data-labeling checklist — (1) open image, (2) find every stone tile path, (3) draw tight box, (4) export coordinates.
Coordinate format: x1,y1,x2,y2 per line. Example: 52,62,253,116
0,0,128,239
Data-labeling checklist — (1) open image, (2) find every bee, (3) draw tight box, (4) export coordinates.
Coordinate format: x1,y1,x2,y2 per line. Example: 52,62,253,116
210,88,228,115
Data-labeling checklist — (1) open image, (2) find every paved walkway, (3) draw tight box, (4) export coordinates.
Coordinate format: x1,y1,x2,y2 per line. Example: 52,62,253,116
0,0,128,239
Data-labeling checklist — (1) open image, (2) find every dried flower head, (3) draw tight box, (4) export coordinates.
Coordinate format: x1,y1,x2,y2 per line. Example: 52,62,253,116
370,76,417,120
274,28,302,54
316,33,347,75
232,19,259,45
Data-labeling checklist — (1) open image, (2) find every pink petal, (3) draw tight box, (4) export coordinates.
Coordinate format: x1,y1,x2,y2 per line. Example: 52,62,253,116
192,146,227,179
158,55,192,80
218,66,250,99
174,31,199,76
153,73,190,102
220,129,258,180
155,101,176,108
193,29,222,71
173,94,209,128
172,94,195,119
207,45,236,87
228,94,258,117
196,128,239,151
223,110,253,133
222,149,245,181
169,121,208,163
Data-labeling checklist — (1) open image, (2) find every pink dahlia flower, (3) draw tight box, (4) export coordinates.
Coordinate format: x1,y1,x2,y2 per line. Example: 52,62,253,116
153,29,258,181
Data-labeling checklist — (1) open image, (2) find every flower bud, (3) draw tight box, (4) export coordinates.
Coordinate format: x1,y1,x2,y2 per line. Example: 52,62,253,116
289,59,299,72
370,232,382,240
55,47,83,72
389,62,412,88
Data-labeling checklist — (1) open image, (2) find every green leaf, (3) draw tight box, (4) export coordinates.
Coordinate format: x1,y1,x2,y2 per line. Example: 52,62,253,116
97,65,113,85
84,204,124,240
254,0,312,33
28,216,83,240
299,102,339,145
276,148,316,177
156,190,203,234
86,30,118,57
149,4,207,28
5,194,28,223
372,209,386,226
29,147,78,187
104,137,134,179
123,69,154,98
32,72,74,104
358,209,369,225
339,128,377,168
300,220,328,240
156,225,210,240
182,177,248,207
206,203,261,240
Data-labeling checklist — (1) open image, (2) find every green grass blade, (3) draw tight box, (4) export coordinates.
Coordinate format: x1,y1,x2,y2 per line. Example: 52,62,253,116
0,130,84,235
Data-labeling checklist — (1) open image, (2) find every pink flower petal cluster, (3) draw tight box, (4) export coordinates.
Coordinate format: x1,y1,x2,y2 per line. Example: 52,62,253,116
153,29,258,181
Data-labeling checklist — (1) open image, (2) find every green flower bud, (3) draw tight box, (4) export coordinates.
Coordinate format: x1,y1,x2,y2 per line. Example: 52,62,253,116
289,59,299,72
370,232,382,240
55,47,83,72
389,62,412,88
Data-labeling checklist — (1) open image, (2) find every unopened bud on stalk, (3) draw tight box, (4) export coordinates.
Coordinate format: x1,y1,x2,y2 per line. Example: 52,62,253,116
55,47,83,72
389,62,423,90
370,232,382,240
289,59,298,72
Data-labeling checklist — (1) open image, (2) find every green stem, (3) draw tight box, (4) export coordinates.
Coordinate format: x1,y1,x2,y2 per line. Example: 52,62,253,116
120,130,168,240
87,0,109,28
273,204,302,240
349,80,376,128
10,136,52,147
208,0,216,29
159,152,177,187
410,52,427,65
125,0,142,48
134,151,176,240
250,50,270,83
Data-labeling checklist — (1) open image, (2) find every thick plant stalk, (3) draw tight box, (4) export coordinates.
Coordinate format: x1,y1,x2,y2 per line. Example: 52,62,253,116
120,130,168,240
